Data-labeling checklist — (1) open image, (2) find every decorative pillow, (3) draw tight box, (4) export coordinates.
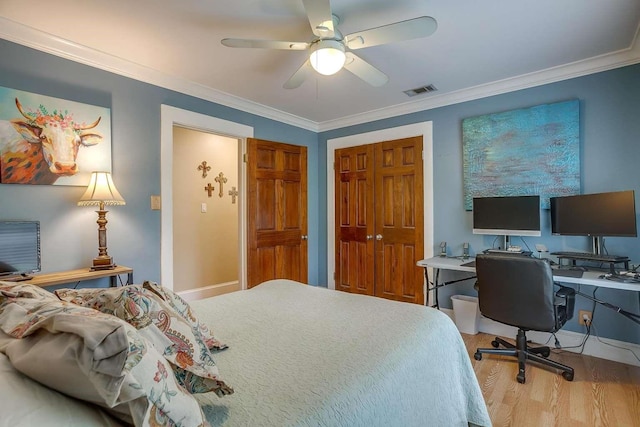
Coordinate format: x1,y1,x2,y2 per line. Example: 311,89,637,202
55,285,233,396
142,281,227,351
0,283,208,427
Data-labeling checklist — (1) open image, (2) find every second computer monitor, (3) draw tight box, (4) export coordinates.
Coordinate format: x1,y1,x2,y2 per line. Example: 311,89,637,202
550,190,637,255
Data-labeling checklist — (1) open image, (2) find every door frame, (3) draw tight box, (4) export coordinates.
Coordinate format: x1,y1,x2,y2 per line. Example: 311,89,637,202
160,105,253,290
326,122,434,293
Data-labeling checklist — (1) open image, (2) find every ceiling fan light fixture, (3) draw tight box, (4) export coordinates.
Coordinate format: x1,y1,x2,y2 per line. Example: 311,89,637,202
310,40,346,75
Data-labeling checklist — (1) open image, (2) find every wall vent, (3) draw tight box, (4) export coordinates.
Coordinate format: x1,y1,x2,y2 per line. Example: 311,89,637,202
403,84,437,97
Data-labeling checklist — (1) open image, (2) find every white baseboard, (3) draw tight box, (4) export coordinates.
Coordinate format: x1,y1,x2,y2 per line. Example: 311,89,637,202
176,281,240,302
440,308,640,367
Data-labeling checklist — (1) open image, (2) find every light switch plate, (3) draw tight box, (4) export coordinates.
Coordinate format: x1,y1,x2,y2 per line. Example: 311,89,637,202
201,203,207,213
150,195,161,210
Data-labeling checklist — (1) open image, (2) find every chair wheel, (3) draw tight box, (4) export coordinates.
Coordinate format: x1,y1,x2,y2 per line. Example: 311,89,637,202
474,352,482,361
541,349,550,357
517,374,526,384
562,371,574,381
491,340,500,348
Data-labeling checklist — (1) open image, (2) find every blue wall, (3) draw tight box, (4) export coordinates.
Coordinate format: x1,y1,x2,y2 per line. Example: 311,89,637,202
319,64,640,344
0,39,319,285
1,38,639,345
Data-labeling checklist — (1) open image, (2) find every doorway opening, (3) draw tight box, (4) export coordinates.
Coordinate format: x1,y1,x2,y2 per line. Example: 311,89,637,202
172,127,240,298
160,105,253,296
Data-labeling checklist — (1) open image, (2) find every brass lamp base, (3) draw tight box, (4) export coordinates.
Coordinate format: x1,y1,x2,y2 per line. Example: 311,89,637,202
91,256,116,271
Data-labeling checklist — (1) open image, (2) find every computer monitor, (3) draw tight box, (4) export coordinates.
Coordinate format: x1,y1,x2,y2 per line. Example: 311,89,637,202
473,195,541,248
550,190,637,254
0,221,41,281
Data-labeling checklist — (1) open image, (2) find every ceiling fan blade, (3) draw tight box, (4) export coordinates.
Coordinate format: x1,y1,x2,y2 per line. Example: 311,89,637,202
222,38,310,50
301,0,335,38
283,60,312,89
345,16,437,50
343,52,388,87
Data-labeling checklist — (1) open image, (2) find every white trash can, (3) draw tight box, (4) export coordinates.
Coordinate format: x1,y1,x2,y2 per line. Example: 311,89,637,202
451,295,480,335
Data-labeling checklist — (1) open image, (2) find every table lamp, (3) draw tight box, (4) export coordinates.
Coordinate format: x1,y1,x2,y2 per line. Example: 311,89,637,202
78,171,125,270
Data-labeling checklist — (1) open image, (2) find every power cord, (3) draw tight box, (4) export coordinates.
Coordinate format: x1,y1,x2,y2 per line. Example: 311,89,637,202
590,322,640,364
554,333,561,349
551,289,640,362
552,320,591,354
516,236,533,254
551,305,594,354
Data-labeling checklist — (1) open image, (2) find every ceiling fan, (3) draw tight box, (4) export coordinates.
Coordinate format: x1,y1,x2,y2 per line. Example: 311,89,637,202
221,0,437,89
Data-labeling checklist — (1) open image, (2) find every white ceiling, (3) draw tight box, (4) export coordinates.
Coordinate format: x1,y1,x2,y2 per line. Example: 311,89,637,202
1,0,640,131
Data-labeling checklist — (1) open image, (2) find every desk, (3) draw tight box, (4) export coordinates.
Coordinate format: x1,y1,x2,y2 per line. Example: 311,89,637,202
19,265,133,288
418,256,640,308
418,257,476,308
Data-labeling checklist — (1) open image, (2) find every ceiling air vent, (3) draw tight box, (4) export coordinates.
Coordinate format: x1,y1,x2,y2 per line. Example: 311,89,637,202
403,84,437,97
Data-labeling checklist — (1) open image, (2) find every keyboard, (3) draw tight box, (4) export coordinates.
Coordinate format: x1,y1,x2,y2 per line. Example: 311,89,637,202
483,249,533,256
550,251,629,262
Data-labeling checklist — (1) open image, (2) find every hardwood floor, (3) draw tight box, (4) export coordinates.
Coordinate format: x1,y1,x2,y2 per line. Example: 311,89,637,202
461,332,640,427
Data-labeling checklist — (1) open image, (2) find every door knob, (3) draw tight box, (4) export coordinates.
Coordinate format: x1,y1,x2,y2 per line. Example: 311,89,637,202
376,234,383,241
366,235,373,240
301,235,308,240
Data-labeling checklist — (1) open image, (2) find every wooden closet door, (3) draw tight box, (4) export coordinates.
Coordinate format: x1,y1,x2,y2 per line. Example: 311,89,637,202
374,136,424,304
334,144,375,295
247,138,308,288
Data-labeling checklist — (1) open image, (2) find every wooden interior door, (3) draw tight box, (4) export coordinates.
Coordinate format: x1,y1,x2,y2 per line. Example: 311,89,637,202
374,136,424,304
247,138,308,288
334,144,375,295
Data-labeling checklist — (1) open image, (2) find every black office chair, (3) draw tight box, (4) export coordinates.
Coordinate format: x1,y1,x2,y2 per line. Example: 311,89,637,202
473,254,576,383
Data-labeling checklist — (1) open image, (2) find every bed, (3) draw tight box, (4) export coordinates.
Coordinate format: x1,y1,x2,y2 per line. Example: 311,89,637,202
0,279,491,427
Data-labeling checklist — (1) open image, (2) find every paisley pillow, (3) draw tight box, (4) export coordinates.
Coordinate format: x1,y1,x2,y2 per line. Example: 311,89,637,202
142,281,227,351
0,283,208,427
55,285,232,396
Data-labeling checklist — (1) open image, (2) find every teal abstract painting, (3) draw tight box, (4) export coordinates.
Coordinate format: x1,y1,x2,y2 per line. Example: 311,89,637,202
462,100,580,210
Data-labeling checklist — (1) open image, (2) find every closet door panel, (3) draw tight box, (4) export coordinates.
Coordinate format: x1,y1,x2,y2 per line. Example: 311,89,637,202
374,137,424,304
335,145,375,295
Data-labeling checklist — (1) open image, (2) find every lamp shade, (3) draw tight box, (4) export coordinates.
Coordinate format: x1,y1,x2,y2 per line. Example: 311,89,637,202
310,40,346,76
78,172,125,206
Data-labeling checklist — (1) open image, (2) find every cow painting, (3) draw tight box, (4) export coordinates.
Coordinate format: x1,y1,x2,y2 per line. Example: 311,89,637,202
0,98,102,185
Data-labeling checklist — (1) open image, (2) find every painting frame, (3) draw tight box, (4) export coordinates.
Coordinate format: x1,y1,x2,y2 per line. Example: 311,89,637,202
462,99,580,210
0,86,111,186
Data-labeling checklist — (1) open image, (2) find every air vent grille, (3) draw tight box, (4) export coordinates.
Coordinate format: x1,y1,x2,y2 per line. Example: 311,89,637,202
403,84,437,97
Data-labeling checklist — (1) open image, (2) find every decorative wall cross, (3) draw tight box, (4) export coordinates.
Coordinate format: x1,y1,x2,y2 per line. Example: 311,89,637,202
214,172,227,198
204,183,215,197
228,186,239,204
197,161,211,178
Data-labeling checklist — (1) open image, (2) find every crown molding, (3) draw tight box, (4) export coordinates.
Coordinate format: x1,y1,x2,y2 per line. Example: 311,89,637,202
318,30,640,132
0,17,318,132
2,16,639,134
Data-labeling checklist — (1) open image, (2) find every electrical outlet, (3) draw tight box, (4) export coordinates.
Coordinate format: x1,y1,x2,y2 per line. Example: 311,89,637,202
579,310,592,325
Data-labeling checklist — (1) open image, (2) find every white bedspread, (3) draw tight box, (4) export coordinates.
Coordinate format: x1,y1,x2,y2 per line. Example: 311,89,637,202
191,279,491,427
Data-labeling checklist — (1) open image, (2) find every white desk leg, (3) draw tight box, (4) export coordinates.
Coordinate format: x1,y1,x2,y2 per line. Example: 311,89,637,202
423,266,440,309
